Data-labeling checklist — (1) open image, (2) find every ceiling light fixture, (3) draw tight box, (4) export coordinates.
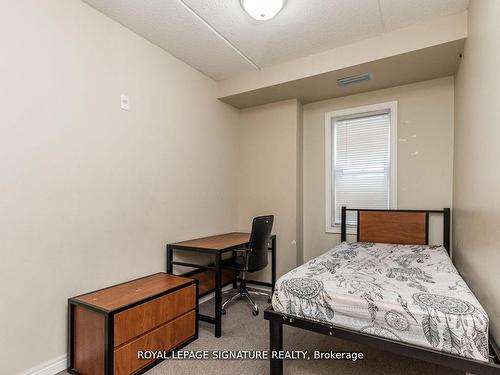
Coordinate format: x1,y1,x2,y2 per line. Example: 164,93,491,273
241,0,285,21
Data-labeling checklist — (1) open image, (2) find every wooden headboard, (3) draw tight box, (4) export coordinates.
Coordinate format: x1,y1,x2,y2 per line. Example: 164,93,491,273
340,207,451,253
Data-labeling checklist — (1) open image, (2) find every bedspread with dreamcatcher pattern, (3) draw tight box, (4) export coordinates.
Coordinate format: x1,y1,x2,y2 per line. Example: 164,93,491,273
272,242,489,362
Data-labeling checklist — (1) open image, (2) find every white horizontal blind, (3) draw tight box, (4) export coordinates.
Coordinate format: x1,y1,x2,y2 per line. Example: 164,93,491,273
332,111,391,225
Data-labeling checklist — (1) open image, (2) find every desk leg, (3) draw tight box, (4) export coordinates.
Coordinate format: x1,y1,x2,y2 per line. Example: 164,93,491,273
166,245,173,274
232,251,238,289
271,237,276,292
215,253,222,338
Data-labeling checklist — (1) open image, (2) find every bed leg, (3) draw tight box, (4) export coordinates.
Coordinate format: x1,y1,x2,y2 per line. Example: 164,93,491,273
269,318,283,375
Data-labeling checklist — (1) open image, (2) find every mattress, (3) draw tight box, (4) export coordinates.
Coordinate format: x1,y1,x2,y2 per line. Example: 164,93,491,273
272,242,490,362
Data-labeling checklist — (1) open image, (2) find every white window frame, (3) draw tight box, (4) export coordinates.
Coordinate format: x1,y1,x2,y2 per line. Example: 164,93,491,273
325,101,398,234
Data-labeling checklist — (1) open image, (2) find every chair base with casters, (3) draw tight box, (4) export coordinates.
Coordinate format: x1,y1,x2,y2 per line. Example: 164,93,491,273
221,274,271,316
221,215,274,317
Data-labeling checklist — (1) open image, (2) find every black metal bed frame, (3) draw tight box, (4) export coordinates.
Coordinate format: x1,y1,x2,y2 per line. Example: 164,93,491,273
340,207,451,253
265,207,500,375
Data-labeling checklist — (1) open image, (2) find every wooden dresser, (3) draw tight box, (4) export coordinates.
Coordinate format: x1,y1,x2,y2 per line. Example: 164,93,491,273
68,273,198,375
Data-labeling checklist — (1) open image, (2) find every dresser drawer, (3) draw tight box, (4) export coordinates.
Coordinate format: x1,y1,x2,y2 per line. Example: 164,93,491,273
114,310,196,375
69,273,198,375
114,284,196,347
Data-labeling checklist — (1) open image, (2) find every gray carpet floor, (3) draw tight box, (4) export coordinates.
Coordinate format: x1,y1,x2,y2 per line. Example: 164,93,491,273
60,295,463,375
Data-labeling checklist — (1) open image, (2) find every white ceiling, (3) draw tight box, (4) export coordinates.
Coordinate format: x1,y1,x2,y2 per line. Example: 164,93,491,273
83,0,468,81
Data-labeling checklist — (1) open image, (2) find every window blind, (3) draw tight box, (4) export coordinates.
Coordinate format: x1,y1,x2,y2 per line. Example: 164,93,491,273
332,111,391,226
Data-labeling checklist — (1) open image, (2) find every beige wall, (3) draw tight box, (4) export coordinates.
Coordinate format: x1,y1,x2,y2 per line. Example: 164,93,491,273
453,0,500,344
237,100,302,280
302,77,455,261
0,1,239,373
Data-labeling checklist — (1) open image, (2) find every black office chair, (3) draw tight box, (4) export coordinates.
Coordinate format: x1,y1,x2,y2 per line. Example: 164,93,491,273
221,215,274,316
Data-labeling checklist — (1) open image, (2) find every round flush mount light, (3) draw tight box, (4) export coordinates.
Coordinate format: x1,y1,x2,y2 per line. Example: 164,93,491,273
241,0,285,21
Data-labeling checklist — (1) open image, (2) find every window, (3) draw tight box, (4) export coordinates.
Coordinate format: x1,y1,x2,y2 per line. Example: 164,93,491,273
325,102,397,233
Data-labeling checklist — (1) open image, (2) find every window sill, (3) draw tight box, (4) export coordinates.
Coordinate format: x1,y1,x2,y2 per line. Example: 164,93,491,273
325,226,357,235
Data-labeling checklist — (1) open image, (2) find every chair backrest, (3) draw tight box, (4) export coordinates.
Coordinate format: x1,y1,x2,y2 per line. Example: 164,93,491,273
247,215,274,272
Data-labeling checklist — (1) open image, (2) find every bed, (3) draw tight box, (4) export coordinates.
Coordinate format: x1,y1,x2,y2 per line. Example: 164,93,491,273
265,208,500,375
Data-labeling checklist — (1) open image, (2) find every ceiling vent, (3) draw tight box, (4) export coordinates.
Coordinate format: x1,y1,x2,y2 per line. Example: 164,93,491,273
336,73,372,86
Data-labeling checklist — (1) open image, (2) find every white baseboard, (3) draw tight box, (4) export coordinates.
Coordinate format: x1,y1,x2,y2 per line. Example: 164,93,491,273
18,354,67,375
199,284,234,304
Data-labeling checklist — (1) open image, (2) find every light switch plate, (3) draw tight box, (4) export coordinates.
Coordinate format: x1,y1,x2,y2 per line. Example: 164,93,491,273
120,94,129,111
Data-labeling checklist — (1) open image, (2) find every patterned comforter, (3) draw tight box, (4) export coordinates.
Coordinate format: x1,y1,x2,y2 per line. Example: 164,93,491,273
272,242,489,362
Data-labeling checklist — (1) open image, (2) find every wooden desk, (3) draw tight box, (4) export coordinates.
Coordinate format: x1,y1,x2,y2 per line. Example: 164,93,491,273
166,232,277,337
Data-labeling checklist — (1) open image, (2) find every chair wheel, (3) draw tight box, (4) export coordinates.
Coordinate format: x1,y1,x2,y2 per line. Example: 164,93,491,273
252,310,259,316
221,309,226,315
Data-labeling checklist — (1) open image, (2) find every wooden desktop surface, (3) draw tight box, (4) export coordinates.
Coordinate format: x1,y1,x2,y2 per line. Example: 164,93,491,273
72,273,191,311
171,232,251,251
